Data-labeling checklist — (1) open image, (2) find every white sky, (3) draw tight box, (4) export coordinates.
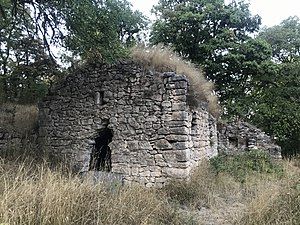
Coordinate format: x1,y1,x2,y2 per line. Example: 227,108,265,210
129,0,300,27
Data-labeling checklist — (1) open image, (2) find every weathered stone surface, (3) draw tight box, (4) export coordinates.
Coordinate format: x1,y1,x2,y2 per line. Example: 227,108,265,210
37,61,219,187
218,120,281,158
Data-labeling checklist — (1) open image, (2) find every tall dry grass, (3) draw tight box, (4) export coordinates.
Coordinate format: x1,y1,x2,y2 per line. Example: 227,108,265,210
164,156,300,225
0,156,299,225
130,45,220,117
164,161,241,209
235,159,300,225
0,160,196,225
0,103,41,161
0,106,299,225
0,103,38,135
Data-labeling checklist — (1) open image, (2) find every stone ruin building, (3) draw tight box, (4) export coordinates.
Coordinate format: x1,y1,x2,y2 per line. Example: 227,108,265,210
38,61,218,187
218,121,282,158
38,60,281,187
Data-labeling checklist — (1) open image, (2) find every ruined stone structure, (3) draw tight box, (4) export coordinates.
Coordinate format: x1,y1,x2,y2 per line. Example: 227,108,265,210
218,121,281,158
38,61,218,187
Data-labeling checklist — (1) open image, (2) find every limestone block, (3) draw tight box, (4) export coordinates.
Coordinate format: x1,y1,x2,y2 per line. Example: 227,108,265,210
154,154,167,167
139,170,151,177
166,135,189,142
171,95,186,102
150,94,163,102
161,101,172,108
131,166,140,176
171,111,189,121
166,120,187,128
163,168,189,179
169,127,190,135
175,141,192,150
81,118,93,125
139,141,152,150
169,74,187,82
145,115,158,123
171,89,187,96
146,183,155,188
127,141,139,151
154,139,173,150
128,117,139,128
172,102,187,111
155,177,167,183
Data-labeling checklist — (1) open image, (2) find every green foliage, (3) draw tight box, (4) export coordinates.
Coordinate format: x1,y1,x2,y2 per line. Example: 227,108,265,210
151,1,299,157
252,19,300,156
210,150,283,182
63,0,148,62
0,1,61,103
0,0,148,102
259,16,300,63
150,0,268,116
250,61,300,156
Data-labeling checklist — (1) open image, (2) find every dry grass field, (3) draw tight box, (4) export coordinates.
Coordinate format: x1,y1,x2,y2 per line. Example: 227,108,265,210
0,151,299,225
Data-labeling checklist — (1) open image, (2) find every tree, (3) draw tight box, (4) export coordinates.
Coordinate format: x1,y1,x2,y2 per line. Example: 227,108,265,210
259,16,300,63
253,18,300,156
150,0,300,156
0,0,148,102
150,0,269,117
0,0,59,103
1,0,148,61
63,0,148,61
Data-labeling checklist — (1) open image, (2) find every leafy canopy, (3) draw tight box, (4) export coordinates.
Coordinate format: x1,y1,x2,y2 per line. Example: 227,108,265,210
259,16,300,63
254,18,300,156
0,0,148,103
150,0,269,117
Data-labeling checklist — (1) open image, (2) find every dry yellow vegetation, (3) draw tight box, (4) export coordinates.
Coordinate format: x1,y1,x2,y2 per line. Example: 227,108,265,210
0,103,38,135
0,155,299,225
130,45,220,118
0,159,191,225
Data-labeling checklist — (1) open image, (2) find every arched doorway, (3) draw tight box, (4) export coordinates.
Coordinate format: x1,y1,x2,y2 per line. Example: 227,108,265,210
89,128,113,172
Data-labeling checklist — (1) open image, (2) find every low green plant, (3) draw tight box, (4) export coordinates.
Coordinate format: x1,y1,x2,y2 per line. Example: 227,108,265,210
210,150,284,182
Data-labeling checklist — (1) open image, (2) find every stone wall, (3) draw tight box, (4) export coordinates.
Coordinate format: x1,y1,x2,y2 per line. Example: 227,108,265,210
218,121,281,158
38,61,218,187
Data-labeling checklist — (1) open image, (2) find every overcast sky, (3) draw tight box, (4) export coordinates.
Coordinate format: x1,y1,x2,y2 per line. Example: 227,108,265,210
129,0,300,27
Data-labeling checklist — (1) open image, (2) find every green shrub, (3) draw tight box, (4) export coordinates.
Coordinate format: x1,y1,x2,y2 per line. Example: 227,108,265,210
210,150,284,182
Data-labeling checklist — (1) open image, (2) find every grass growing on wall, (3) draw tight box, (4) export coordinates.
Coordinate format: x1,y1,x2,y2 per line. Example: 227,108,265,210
130,45,220,118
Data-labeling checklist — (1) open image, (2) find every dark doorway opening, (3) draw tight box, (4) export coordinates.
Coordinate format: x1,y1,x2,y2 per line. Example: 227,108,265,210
228,137,238,148
89,128,113,172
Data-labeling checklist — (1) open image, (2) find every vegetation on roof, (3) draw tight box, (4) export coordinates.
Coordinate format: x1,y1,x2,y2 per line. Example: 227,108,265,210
131,45,220,117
